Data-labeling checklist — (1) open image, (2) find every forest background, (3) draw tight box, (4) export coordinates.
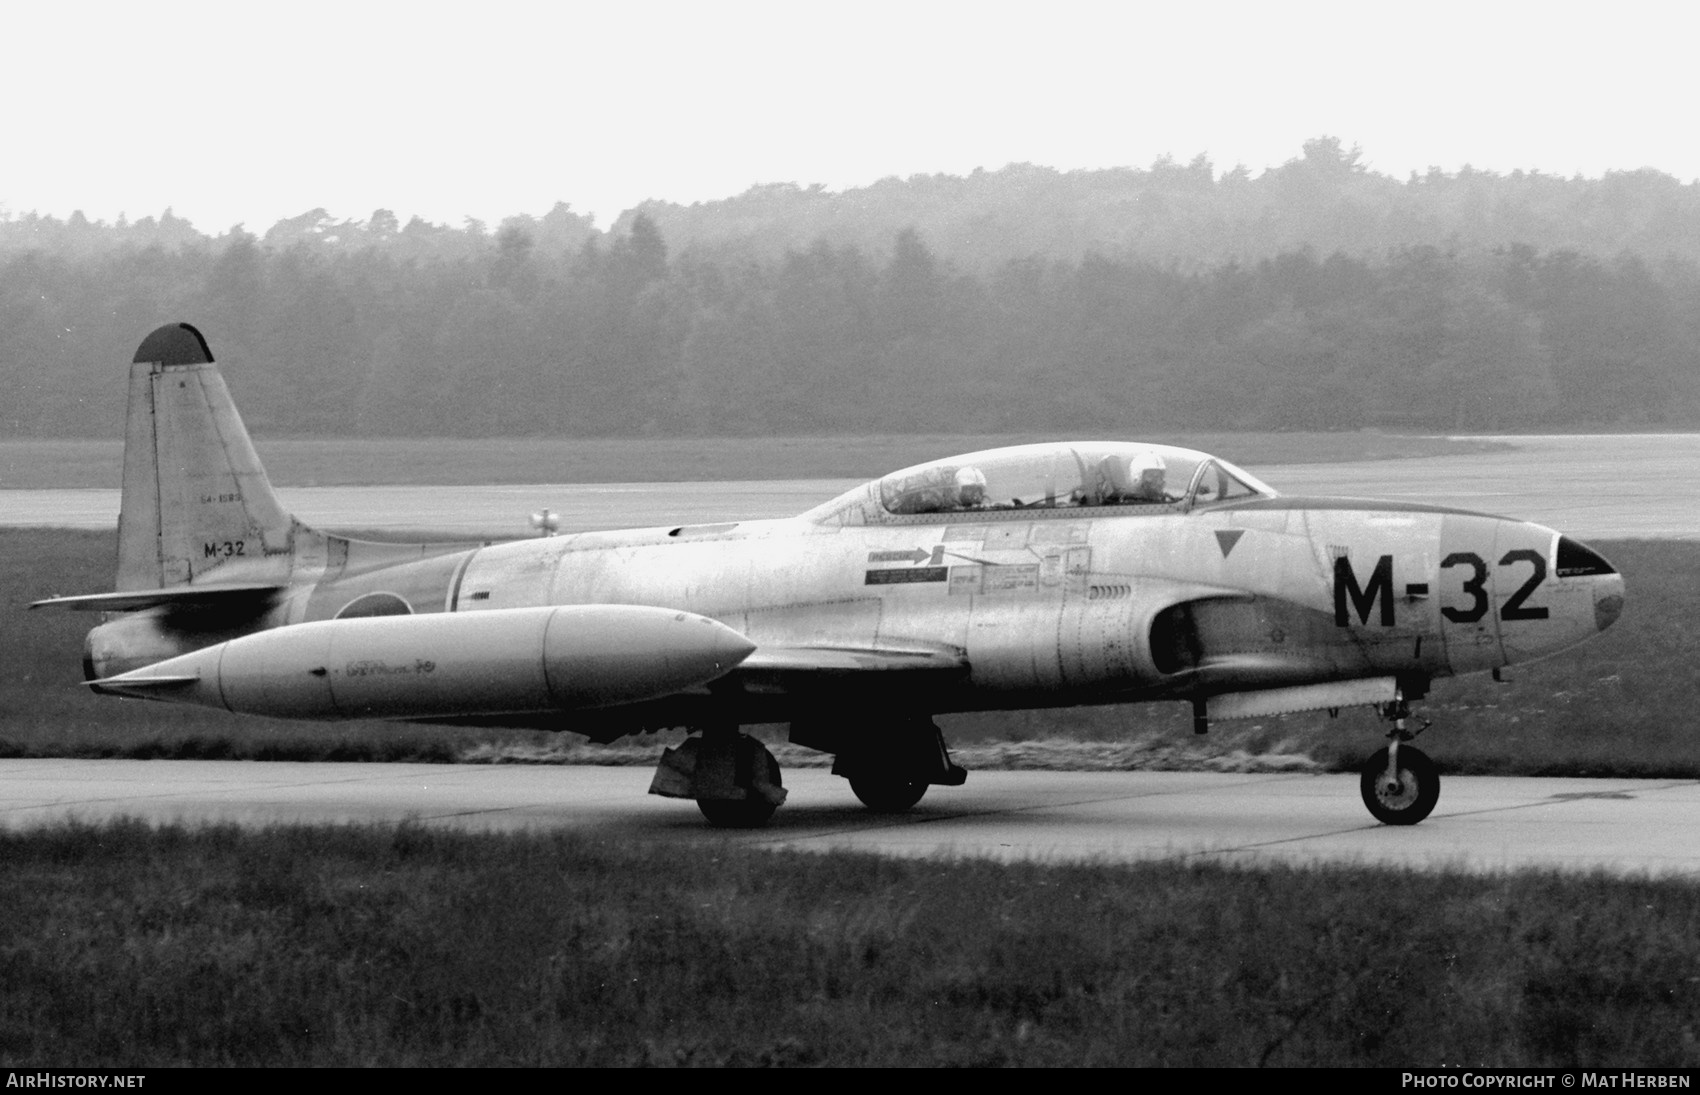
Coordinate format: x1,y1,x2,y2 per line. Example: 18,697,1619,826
5,138,1698,441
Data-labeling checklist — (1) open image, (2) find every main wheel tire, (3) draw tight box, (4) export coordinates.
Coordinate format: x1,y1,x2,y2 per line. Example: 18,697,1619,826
1359,745,1440,826
697,796,779,828
848,773,928,813
696,746,783,828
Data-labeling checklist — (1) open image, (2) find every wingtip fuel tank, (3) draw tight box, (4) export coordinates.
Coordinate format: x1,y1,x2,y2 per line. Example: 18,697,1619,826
91,604,757,721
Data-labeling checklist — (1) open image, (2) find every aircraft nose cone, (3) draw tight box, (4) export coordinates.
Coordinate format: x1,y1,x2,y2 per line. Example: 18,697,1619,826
1555,535,1624,633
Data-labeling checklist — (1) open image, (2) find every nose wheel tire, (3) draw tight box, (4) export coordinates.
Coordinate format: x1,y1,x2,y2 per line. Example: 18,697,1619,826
1359,745,1439,826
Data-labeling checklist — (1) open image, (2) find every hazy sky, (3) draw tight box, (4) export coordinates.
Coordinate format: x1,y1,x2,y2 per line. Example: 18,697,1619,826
5,0,1695,233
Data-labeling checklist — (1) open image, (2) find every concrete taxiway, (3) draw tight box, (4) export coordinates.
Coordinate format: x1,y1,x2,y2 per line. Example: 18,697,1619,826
5,760,1697,876
4,434,1699,539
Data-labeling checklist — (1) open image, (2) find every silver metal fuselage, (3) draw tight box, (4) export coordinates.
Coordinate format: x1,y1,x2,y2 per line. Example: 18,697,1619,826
69,329,1625,738
148,483,1616,728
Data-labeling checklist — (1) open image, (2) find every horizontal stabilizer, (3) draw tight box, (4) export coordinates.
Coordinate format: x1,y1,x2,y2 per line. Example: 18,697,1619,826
30,584,285,613
739,645,966,674
1207,677,1399,720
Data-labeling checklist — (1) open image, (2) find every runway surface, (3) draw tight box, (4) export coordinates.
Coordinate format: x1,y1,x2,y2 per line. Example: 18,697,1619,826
6,760,1698,876
3,433,1698,538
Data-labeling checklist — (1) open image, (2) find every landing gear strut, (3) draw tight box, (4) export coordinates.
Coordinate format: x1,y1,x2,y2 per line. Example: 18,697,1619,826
1359,692,1439,826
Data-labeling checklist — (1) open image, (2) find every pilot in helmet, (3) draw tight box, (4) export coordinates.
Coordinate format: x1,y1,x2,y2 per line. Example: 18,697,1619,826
1124,451,1169,502
954,466,988,508
887,465,950,513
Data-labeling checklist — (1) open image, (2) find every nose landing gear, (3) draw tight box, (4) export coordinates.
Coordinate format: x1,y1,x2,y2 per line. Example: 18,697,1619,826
1359,693,1440,825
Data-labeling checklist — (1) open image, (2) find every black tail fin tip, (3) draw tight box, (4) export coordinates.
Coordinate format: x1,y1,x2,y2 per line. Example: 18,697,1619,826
134,323,213,366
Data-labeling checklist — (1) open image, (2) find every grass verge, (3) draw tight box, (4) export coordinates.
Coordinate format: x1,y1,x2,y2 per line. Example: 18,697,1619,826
2,820,1697,1067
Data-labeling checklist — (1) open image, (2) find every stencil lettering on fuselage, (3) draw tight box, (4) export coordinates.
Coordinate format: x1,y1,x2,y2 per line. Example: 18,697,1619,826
943,522,1091,549
948,563,1042,596
872,523,1093,595
864,566,949,585
1028,523,1091,545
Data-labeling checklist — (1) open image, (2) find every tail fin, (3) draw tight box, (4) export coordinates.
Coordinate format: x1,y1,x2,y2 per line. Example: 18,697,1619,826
117,323,304,591
39,324,466,677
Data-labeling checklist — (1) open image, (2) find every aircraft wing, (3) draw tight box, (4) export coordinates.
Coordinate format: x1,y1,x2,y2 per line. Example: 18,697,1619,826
29,584,286,612
736,645,967,675
722,643,969,712
386,640,969,737
1190,652,1335,683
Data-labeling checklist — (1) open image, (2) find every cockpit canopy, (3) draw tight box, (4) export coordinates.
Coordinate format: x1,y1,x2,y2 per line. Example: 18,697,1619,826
803,442,1276,525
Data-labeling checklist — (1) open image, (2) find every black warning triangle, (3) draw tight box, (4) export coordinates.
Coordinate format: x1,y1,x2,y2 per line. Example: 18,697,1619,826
1215,530,1246,558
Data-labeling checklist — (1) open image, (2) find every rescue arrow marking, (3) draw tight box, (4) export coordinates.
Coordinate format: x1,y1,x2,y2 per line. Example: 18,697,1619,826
868,548,931,564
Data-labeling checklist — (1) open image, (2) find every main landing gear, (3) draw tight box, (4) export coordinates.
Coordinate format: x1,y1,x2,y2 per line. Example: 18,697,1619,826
649,728,787,828
831,718,967,814
1359,692,1439,826
846,772,930,813
651,717,970,827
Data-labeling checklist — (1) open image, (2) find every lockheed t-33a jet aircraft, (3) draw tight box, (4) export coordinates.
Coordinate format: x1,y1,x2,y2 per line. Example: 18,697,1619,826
35,323,1626,827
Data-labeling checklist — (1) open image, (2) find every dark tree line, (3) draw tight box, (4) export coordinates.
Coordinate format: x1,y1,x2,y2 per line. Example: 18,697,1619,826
4,179,1700,438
